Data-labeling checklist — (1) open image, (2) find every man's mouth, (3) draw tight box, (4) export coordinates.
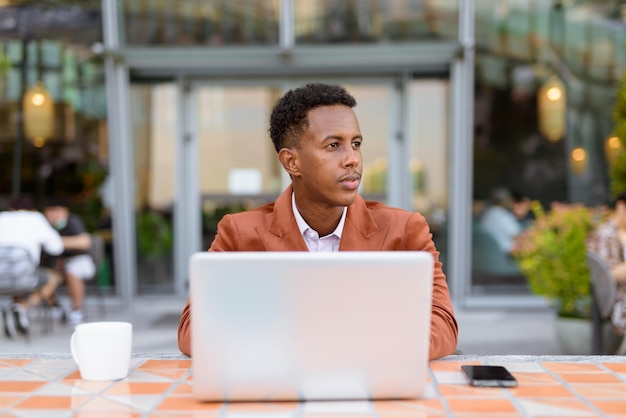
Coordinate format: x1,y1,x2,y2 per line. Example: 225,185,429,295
339,174,361,190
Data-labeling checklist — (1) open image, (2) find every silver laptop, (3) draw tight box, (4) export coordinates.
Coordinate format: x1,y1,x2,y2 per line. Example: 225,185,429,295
190,251,434,401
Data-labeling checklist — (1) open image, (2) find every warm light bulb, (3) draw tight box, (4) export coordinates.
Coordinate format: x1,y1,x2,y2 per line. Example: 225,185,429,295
572,147,586,162
607,136,621,149
33,137,45,148
31,93,45,106
546,87,562,101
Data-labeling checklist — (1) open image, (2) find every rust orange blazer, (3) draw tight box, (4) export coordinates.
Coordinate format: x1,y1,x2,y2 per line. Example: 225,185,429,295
178,185,458,360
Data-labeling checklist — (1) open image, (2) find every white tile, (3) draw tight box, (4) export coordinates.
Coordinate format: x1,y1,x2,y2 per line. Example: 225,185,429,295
302,401,372,414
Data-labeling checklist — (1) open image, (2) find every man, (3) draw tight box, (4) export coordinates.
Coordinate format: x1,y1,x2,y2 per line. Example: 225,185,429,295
0,195,63,337
178,83,458,360
44,199,96,326
479,187,523,254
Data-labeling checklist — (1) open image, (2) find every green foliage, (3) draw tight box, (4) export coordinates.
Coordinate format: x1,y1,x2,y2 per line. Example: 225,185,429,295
512,202,601,318
610,70,626,198
136,210,173,260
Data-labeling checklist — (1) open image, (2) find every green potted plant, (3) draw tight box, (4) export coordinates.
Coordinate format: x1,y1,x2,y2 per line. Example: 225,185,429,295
511,202,609,353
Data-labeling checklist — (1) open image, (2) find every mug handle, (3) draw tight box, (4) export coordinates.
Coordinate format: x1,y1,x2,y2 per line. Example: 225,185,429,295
70,331,80,366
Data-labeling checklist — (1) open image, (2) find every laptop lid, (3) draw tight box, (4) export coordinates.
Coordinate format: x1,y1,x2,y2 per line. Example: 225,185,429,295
190,251,434,401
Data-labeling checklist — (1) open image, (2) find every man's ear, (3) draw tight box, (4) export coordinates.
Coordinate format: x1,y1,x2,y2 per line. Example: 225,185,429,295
278,148,300,177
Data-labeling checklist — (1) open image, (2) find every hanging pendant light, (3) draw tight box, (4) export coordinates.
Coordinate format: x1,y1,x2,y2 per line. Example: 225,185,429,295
570,146,587,175
537,76,566,142
23,80,54,147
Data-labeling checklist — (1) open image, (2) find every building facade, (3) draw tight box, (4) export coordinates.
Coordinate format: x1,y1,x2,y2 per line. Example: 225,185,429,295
1,0,625,308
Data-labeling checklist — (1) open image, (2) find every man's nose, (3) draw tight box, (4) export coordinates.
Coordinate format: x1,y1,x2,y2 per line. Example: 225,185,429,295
343,148,360,167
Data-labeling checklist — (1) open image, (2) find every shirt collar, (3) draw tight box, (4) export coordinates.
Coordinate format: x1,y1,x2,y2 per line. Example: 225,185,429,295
292,192,347,239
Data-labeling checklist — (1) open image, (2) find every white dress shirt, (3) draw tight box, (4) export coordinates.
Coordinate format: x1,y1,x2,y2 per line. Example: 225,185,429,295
292,193,346,252
0,210,64,264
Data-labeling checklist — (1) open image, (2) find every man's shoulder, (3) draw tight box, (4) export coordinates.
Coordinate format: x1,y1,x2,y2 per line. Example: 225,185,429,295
360,199,420,222
223,202,276,222
362,199,410,213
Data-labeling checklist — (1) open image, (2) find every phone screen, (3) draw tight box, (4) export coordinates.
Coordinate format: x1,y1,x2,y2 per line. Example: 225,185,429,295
461,365,518,387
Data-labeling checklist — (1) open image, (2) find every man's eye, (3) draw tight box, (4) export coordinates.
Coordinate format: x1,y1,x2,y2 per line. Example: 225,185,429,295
327,143,339,149
352,141,362,148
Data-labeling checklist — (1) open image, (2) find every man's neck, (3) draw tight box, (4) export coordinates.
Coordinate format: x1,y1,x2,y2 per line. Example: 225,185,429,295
294,200,344,237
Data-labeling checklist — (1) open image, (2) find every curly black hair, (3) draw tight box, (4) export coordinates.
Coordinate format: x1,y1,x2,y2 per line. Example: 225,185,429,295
269,83,357,153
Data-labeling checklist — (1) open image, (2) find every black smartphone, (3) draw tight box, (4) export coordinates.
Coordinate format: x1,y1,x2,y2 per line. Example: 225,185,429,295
461,365,518,387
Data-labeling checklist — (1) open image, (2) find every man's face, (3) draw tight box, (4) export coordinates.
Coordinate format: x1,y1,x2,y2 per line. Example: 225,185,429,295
289,105,363,209
44,206,68,228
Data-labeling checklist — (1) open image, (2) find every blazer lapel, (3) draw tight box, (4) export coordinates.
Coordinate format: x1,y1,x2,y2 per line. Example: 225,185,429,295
257,185,308,251
339,195,389,251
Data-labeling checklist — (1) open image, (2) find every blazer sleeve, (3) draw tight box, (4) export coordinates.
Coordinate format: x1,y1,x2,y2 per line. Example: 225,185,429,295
406,213,459,360
177,214,239,356
177,298,192,356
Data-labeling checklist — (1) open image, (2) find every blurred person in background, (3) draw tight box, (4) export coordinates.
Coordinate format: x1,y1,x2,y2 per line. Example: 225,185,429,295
479,187,523,254
511,190,535,229
586,191,626,342
0,195,63,337
43,198,95,327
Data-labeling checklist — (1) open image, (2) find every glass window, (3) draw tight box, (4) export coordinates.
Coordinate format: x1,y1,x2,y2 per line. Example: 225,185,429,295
409,80,449,269
130,83,177,291
121,0,279,47
0,1,112,291
295,0,458,44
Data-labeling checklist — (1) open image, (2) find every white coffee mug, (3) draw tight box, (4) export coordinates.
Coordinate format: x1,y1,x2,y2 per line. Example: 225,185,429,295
70,321,133,381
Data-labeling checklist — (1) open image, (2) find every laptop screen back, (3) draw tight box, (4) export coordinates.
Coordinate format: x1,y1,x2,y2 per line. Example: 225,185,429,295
190,251,434,401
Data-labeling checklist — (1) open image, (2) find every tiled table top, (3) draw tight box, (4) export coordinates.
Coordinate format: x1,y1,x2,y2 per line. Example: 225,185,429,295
1,354,626,417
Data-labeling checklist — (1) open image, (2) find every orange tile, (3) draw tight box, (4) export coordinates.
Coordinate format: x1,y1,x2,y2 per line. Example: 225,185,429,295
375,399,445,414
143,369,189,380
429,360,481,372
0,381,47,393
509,385,575,398
105,382,173,395
447,398,516,414
593,400,626,414
156,397,223,412
512,373,559,385
437,384,506,397
573,383,626,398
0,395,25,408
603,363,626,373
14,395,90,409
0,359,36,368
557,373,621,384
138,360,191,370
170,382,193,396
542,362,602,372
62,370,83,381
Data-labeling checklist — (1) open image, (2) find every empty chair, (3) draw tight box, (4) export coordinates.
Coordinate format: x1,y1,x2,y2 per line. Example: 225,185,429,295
586,251,625,354
0,246,39,338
